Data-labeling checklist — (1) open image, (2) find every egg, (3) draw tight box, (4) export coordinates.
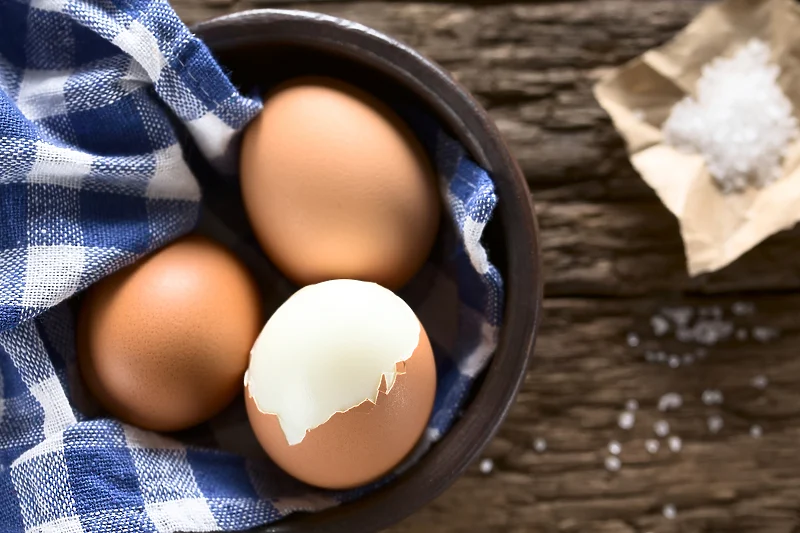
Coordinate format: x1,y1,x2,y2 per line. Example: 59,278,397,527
240,76,441,290
77,235,263,432
245,279,436,489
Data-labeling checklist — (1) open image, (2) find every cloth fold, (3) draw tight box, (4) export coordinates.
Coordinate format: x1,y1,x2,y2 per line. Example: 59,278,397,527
0,1,504,531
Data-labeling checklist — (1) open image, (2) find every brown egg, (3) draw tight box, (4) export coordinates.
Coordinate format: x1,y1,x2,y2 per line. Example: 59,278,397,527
245,326,436,490
240,76,441,290
77,235,263,432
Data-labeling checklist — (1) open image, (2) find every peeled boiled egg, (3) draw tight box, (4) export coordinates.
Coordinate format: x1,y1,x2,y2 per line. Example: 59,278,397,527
240,76,441,290
245,279,436,489
77,235,263,432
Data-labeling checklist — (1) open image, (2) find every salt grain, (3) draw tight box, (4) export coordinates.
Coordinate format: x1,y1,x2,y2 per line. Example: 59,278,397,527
645,439,661,454
626,399,639,412
608,441,622,455
627,332,641,348
752,375,769,390
658,393,683,412
699,306,723,319
645,351,658,363
708,415,724,434
651,315,670,336
619,411,635,430
663,39,799,193
663,503,677,520
682,353,695,365
605,455,622,472
736,328,749,341
693,320,734,346
732,302,755,316
479,458,494,474
702,389,724,406
534,438,547,453
661,306,694,327
654,420,670,437
668,355,681,369
668,436,683,453
676,328,694,343
750,425,763,439
752,326,780,343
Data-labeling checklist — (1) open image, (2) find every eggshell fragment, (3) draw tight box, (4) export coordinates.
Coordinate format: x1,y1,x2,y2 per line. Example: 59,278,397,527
245,280,436,489
77,235,263,432
240,76,441,290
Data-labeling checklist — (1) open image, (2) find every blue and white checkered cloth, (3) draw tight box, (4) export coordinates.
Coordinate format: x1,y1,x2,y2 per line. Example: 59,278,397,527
0,1,504,531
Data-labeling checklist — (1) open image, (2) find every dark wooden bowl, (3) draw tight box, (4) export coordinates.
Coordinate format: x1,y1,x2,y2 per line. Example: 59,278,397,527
193,9,543,533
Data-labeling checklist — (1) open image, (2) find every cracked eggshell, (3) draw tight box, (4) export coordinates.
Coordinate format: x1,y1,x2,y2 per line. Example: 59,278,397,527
245,279,436,489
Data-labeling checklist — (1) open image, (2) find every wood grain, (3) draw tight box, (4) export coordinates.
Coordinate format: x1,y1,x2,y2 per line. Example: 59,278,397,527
174,1,800,531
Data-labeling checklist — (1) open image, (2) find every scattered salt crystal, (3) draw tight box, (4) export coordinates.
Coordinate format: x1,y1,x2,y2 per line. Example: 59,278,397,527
656,351,668,363
661,306,694,327
698,306,723,319
732,302,755,316
627,332,641,348
663,39,799,193
645,439,660,454
693,320,733,346
752,375,769,390
702,389,724,406
619,411,635,430
676,328,694,343
608,441,622,455
708,415,724,434
626,399,639,411
752,327,780,343
534,438,547,453
750,425,763,439
605,455,622,472
479,458,494,474
668,436,683,453
736,328,749,341
663,503,677,520
658,393,683,412
645,351,658,363
668,355,681,369
651,315,670,336
682,353,695,365
654,420,670,437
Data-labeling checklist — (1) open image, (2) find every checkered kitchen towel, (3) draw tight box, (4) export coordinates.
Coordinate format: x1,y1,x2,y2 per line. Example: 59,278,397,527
0,1,504,532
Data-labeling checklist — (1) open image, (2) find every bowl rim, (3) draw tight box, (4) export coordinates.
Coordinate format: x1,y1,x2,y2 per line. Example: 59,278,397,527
192,9,543,533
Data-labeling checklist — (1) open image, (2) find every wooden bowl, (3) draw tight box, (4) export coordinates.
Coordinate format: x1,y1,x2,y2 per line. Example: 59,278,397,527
193,9,543,533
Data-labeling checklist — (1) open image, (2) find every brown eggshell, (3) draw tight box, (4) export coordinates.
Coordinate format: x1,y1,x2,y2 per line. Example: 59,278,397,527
245,325,437,490
78,235,263,432
240,76,441,290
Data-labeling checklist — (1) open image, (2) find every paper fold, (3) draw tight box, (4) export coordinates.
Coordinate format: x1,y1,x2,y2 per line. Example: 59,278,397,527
594,0,800,276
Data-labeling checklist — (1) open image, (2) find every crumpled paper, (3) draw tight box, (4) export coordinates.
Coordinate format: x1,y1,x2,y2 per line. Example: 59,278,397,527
594,0,800,276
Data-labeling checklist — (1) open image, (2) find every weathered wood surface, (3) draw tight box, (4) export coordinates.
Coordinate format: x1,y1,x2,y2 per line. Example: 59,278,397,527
175,1,800,532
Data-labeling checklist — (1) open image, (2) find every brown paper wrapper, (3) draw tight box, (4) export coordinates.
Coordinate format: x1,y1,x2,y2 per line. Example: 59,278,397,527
594,0,800,276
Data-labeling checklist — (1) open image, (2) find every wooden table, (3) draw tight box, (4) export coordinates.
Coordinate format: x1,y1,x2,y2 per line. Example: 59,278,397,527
175,1,800,531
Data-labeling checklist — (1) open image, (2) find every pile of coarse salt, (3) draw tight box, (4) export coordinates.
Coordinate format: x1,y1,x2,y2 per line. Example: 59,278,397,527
662,39,799,194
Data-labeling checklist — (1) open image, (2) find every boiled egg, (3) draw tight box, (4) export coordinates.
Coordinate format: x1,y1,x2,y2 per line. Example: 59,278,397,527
240,76,441,290
77,235,263,432
245,279,436,489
